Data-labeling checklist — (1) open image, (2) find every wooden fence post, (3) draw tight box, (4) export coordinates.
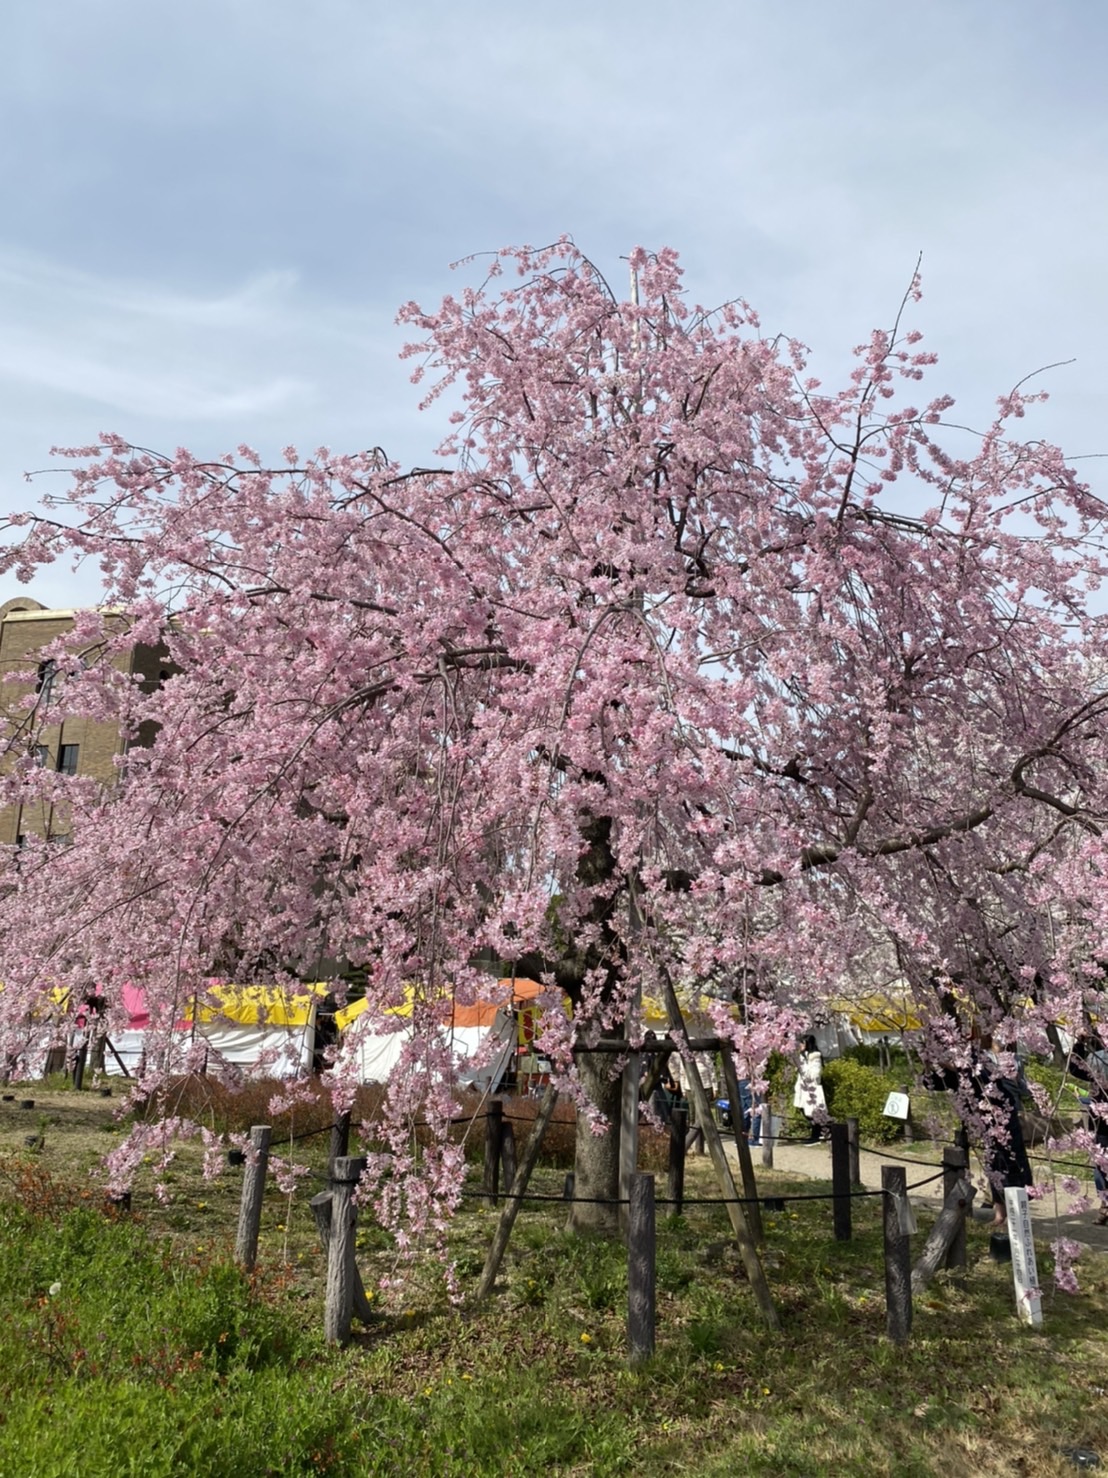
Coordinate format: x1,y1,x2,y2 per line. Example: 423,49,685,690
911,1177,976,1294
942,1145,969,1270
830,1122,851,1241
500,1117,517,1194
310,1190,375,1325
882,1165,912,1343
234,1124,272,1272
846,1117,861,1186
483,1099,504,1206
628,1173,656,1366
667,1106,687,1218
324,1155,367,1346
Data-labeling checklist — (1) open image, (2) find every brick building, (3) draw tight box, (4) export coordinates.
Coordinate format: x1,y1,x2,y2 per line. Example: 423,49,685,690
0,597,165,845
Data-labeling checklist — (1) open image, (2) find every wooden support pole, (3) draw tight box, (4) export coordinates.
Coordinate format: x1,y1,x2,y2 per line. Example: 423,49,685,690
942,1146,969,1271
882,1165,912,1344
234,1124,272,1272
846,1117,861,1186
500,1118,517,1194
627,1173,656,1366
911,1177,976,1295
328,1110,351,1185
324,1155,367,1346
719,1044,763,1243
474,1085,558,1303
830,1122,851,1241
103,1037,132,1077
483,1099,504,1206
310,1190,375,1324
667,1105,687,1218
618,1049,640,1239
658,968,779,1329
761,1098,775,1169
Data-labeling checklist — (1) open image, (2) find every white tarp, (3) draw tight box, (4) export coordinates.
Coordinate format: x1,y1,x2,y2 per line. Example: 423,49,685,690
341,1009,516,1089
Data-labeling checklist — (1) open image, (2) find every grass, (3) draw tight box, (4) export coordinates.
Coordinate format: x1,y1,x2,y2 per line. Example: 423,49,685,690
1,1084,1107,1475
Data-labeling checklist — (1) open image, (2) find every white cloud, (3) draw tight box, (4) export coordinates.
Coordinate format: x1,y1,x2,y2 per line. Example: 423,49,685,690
1,0,1106,614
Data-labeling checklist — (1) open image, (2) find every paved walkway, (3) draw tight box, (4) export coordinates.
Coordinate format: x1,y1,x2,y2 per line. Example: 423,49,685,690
726,1136,1108,1252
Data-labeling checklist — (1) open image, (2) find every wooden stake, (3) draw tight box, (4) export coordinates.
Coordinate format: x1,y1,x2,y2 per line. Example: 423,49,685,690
911,1177,975,1295
500,1118,517,1194
324,1155,367,1346
882,1165,912,1343
627,1173,656,1366
483,1099,504,1206
667,1105,687,1217
846,1117,861,1186
310,1190,375,1324
658,968,779,1329
830,1122,851,1240
234,1124,271,1272
719,1044,763,1243
941,1145,969,1271
474,1084,558,1302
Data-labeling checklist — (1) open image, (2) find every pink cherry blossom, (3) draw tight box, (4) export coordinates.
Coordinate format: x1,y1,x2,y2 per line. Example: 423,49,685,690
2,241,1107,1278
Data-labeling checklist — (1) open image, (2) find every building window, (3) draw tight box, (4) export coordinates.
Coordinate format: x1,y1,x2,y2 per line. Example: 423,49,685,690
33,745,49,767
57,744,79,776
36,660,57,707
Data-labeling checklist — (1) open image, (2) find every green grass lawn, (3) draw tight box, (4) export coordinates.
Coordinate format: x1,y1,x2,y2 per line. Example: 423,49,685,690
0,1087,1106,1476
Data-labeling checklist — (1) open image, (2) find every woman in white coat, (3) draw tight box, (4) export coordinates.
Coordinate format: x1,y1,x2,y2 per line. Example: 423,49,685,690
793,1033,826,1141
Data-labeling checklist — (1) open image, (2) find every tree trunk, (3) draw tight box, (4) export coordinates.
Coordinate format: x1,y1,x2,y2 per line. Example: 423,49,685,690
568,1048,622,1234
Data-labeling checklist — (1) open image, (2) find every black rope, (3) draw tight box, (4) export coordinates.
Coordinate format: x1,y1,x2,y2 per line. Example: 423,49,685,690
457,1181,917,1208
860,1145,946,1168
1026,1151,1104,1172
904,1169,947,1191
279,1121,334,1146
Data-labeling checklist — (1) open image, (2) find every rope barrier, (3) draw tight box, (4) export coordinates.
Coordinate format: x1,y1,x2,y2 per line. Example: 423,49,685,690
860,1145,946,1168
276,1121,334,1147
904,1169,947,1191
456,1179,924,1209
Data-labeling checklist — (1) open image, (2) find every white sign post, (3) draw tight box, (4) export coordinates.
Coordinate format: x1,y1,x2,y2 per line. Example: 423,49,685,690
1003,1186,1043,1327
883,1091,910,1121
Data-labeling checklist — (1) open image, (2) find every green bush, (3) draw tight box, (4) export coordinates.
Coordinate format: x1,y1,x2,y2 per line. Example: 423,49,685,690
764,1048,905,1144
822,1056,905,1144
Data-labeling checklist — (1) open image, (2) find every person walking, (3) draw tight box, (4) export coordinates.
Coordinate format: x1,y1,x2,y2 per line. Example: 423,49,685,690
793,1034,825,1142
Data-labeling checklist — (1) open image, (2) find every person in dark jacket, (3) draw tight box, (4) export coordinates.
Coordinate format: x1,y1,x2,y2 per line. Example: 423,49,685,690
1070,1033,1108,1225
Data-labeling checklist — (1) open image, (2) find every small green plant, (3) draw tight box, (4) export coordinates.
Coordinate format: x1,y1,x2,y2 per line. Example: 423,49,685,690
821,1056,904,1144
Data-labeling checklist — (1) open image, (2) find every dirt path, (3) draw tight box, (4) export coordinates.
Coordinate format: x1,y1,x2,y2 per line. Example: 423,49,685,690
727,1134,1108,1252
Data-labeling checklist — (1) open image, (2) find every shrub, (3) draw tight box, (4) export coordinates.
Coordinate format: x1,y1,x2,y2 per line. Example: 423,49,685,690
821,1057,905,1144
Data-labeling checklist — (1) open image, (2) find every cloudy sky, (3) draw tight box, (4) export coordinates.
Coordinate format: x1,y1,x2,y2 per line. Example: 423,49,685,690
2,0,1106,605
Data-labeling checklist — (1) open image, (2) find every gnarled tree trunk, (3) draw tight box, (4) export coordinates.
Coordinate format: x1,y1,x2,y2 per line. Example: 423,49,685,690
567,1047,623,1234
